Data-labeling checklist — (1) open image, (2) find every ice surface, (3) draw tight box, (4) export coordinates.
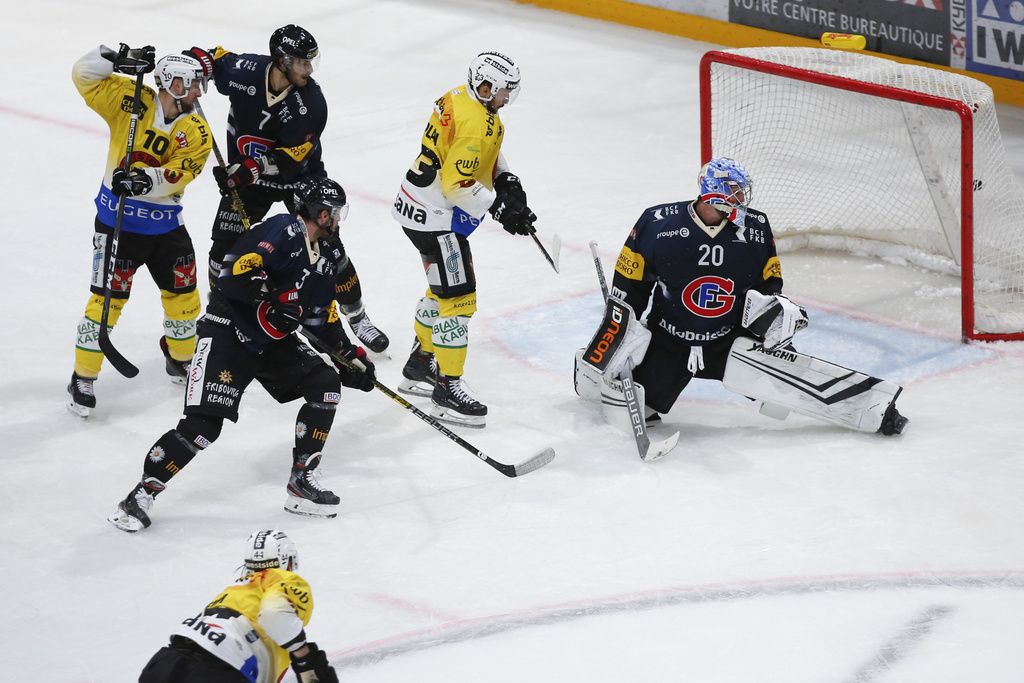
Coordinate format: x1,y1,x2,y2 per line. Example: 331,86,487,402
4,1,1024,680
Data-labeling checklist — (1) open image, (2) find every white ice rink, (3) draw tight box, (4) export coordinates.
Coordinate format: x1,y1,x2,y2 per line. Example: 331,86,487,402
5,1,1024,680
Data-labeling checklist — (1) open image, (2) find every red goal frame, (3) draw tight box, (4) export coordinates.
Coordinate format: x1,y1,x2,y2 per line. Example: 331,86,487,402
698,50,1015,343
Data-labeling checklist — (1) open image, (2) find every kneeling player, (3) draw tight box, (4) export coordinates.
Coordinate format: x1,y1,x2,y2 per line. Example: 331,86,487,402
575,157,907,445
108,177,376,532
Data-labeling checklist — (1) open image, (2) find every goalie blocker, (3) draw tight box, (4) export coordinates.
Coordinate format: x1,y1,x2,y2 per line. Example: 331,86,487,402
723,338,908,435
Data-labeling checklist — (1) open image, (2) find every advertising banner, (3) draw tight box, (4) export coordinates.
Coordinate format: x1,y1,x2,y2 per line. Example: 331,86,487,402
729,0,951,66
969,0,1024,79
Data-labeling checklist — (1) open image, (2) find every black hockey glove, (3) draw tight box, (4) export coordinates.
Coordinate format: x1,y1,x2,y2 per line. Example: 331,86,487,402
290,642,339,683
110,168,153,197
493,171,528,205
213,157,263,195
336,345,376,392
264,288,302,334
183,47,215,80
109,43,155,75
489,194,537,236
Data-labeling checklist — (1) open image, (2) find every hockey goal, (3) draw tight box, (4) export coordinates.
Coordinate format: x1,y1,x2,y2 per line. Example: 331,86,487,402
700,47,1024,342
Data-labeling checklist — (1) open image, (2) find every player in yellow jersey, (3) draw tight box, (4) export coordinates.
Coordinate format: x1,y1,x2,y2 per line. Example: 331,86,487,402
67,44,213,418
139,530,339,683
391,52,538,428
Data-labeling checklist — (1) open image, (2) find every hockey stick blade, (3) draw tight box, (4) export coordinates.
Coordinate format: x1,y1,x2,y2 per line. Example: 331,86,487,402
505,447,556,477
298,328,555,478
98,332,139,378
641,430,680,462
530,228,560,273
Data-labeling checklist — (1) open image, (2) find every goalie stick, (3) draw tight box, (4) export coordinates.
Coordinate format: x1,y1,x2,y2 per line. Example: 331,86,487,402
588,241,678,461
97,73,147,379
298,328,555,478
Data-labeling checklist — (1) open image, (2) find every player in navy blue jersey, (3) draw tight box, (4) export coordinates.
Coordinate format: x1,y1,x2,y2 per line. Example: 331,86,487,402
109,176,377,533
185,25,389,353
576,158,906,440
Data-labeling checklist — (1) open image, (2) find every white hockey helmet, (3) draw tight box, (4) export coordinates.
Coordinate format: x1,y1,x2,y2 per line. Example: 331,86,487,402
698,157,753,222
467,51,520,106
155,53,208,98
241,529,299,574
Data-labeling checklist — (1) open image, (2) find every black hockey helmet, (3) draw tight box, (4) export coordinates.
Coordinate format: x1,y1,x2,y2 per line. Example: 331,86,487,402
293,176,348,223
270,25,319,62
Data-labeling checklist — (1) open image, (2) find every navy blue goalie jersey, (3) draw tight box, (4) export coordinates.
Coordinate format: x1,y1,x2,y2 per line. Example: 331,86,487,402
610,200,783,349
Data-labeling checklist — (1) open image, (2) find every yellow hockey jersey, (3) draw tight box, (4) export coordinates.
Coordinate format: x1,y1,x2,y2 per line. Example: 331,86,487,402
73,46,212,235
392,85,509,235
171,568,314,683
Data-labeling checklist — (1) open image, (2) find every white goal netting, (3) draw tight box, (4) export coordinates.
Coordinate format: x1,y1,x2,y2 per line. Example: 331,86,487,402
702,47,1024,340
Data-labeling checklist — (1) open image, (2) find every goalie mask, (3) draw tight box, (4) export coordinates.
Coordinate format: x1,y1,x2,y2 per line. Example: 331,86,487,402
154,53,207,97
242,529,299,575
698,157,752,223
468,52,520,107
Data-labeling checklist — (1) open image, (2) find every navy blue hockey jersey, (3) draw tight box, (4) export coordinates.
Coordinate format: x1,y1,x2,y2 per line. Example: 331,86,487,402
611,200,783,349
211,51,327,185
212,213,344,351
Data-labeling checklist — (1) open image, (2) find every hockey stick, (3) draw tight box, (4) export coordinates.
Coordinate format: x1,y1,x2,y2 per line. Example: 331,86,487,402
97,74,148,379
588,241,678,461
298,328,555,478
196,101,317,266
193,100,251,231
529,224,561,273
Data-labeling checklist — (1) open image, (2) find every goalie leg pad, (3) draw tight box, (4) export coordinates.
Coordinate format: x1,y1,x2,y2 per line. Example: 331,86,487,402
722,338,907,434
574,349,603,402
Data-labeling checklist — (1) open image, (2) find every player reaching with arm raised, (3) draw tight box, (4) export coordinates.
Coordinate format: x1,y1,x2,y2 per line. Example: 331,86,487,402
138,529,339,683
108,176,376,533
67,44,214,418
575,157,907,445
187,25,389,354
392,51,538,428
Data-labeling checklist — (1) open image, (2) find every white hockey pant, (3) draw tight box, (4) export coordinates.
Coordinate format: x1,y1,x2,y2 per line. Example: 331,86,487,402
722,338,902,433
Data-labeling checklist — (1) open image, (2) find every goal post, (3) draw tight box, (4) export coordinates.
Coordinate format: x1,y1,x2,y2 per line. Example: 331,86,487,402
699,47,1024,343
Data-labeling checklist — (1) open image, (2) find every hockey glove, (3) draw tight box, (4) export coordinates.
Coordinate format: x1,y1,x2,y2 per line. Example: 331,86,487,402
336,345,376,392
109,43,156,75
110,168,153,197
742,290,808,352
213,157,263,195
489,194,537,236
264,288,302,334
493,171,528,205
290,642,339,683
183,47,215,80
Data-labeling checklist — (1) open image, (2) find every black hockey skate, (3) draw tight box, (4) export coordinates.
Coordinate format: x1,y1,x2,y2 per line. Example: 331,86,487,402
398,341,437,398
66,371,97,418
159,337,191,385
107,478,162,532
346,309,390,354
285,452,340,518
431,374,487,429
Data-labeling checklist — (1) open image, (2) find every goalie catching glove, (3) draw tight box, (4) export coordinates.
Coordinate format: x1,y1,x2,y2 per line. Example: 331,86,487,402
742,290,808,351
290,642,339,683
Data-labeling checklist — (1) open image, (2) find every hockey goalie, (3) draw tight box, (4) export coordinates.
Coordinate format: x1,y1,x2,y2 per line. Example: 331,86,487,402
575,157,908,441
